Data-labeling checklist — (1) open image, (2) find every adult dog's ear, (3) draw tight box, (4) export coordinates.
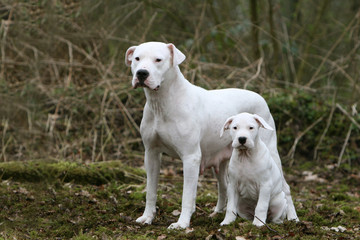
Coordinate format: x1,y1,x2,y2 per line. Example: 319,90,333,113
125,46,137,67
220,116,234,138
253,114,274,131
167,43,186,66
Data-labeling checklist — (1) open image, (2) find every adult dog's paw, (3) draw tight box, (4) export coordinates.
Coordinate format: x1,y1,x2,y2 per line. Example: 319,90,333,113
136,215,154,225
168,221,189,230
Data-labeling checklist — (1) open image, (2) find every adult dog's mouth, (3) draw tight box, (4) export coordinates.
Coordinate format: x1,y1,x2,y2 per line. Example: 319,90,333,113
133,81,147,89
133,80,160,91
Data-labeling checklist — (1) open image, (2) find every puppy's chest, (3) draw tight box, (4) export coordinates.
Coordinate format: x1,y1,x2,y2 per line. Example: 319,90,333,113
235,174,260,199
230,162,265,199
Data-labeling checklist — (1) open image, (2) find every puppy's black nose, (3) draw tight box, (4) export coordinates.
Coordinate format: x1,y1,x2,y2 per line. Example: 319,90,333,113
238,137,247,145
136,69,149,82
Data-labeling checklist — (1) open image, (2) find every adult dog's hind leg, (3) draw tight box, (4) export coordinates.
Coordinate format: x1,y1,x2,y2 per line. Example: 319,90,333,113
212,160,228,216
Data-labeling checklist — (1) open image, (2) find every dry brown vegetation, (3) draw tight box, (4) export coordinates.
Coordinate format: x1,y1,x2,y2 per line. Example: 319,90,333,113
0,0,359,165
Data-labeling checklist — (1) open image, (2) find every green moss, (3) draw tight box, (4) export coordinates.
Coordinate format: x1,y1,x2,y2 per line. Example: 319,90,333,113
341,206,360,218
332,193,350,201
130,191,146,201
299,161,317,171
307,212,329,225
0,160,145,185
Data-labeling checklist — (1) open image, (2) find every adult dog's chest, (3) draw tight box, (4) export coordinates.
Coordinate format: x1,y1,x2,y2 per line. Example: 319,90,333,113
141,110,199,157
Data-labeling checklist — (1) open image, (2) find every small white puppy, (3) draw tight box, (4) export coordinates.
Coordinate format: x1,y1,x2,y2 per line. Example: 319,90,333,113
220,113,287,227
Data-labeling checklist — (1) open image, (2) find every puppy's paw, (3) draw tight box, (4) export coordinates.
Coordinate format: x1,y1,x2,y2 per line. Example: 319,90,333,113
220,215,236,226
136,215,154,225
220,220,232,226
252,218,265,227
287,214,300,222
168,221,189,230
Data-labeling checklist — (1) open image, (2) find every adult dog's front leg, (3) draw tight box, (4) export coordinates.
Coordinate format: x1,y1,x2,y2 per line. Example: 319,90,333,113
136,150,161,225
168,152,201,229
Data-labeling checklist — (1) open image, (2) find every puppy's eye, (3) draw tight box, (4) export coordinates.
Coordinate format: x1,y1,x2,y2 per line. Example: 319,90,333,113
155,58,162,62
135,57,140,61
249,127,254,130
233,126,237,130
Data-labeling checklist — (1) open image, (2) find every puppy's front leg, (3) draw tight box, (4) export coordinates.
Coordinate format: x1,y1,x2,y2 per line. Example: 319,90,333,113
136,150,161,225
220,178,238,226
253,185,271,226
168,152,201,229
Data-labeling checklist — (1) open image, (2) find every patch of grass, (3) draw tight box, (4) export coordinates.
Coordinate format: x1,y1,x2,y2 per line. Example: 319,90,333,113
1,163,359,239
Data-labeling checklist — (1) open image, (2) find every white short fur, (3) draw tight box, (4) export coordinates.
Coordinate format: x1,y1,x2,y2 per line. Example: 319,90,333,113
220,113,289,226
125,42,298,229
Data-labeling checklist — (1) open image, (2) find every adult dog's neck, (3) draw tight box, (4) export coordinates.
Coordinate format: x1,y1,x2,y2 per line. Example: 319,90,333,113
144,66,190,114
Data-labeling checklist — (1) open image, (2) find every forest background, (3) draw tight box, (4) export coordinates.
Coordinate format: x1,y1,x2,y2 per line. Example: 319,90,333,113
0,0,359,239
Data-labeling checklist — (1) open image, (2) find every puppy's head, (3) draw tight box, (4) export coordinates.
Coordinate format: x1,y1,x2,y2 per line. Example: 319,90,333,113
220,113,273,150
125,42,186,91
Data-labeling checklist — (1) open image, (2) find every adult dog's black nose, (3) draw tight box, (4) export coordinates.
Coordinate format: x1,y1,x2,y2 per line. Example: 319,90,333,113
238,137,247,145
136,69,149,82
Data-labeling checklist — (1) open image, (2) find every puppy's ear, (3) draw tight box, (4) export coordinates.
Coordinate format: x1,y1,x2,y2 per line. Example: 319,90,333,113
125,46,137,67
167,43,186,66
220,116,234,138
253,114,274,131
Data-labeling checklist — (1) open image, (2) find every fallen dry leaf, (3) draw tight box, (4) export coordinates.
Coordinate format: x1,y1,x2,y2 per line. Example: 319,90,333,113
171,209,181,216
235,236,247,240
330,226,347,232
303,171,326,183
157,234,167,240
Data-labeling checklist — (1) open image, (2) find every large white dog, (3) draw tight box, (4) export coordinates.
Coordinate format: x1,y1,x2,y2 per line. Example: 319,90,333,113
220,113,288,226
125,42,298,229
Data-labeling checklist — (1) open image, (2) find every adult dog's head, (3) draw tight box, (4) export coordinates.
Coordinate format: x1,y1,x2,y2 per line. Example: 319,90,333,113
220,113,273,150
125,42,186,91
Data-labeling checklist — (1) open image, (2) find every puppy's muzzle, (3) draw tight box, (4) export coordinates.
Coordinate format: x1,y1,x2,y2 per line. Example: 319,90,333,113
238,137,247,145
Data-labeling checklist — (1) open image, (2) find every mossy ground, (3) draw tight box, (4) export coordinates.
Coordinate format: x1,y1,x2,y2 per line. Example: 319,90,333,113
0,161,359,239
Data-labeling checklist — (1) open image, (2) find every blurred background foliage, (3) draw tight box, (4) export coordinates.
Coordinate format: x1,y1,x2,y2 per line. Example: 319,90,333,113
0,0,359,167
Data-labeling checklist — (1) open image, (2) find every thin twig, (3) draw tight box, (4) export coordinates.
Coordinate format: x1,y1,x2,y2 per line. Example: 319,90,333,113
236,212,280,234
287,116,325,166
244,57,263,89
306,12,358,87
314,96,336,161
337,124,352,167
140,12,158,42
336,103,360,130
253,215,279,234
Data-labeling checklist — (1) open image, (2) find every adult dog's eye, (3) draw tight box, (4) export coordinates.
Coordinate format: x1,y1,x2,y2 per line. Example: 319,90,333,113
249,127,254,130
233,126,237,130
135,57,140,61
155,58,162,62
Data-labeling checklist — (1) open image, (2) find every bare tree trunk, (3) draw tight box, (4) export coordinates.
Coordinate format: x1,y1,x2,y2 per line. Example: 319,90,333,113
296,0,329,84
268,0,280,63
250,0,260,60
